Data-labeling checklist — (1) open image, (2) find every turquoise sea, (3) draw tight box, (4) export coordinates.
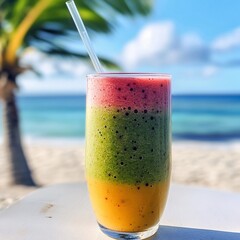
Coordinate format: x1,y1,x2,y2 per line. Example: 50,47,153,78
0,94,240,141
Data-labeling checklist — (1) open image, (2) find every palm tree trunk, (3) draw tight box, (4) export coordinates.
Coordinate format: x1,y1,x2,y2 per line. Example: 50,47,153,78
2,90,36,186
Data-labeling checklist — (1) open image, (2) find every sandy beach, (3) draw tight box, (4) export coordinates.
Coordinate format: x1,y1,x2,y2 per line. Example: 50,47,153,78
1,140,240,210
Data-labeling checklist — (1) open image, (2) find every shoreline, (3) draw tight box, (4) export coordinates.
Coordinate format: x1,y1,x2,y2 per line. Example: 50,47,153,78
0,136,86,146
1,139,240,210
2,134,240,144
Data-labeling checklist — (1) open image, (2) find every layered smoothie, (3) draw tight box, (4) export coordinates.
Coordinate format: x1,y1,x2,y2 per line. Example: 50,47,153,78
86,73,171,233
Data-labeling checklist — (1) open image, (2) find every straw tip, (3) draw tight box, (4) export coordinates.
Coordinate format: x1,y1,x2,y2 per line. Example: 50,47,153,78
66,0,74,5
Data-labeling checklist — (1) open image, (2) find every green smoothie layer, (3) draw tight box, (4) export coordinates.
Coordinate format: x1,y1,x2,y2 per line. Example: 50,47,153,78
86,107,171,185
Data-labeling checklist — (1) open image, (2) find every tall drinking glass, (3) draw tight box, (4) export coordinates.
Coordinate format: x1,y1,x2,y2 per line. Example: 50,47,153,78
86,73,171,239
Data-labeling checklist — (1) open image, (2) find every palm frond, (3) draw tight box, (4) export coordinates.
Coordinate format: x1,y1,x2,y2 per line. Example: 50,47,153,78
1,0,153,69
5,0,53,64
127,0,153,16
10,0,34,28
35,4,112,33
98,0,153,16
103,0,137,15
24,33,120,70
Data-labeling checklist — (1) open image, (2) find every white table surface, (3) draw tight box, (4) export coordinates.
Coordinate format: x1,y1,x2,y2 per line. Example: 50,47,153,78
0,183,239,240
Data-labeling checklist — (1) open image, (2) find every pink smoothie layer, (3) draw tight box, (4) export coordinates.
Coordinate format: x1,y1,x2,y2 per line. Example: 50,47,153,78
87,74,171,111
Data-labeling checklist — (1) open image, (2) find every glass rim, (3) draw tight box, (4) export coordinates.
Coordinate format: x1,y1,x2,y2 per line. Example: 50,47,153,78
87,72,171,79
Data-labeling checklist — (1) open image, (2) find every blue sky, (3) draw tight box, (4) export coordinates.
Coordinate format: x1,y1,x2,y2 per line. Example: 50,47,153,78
19,0,240,94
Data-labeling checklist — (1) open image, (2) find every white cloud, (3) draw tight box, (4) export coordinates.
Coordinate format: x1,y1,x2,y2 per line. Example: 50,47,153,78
55,59,92,77
121,21,209,69
211,28,240,52
122,21,178,68
20,49,56,76
18,49,93,94
121,22,240,73
20,49,93,77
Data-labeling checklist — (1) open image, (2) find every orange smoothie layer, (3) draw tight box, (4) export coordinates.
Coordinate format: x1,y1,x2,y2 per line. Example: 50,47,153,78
87,178,170,232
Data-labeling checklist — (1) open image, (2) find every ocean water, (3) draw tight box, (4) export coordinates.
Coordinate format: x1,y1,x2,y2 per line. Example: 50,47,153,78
172,95,240,141
0,94,240,141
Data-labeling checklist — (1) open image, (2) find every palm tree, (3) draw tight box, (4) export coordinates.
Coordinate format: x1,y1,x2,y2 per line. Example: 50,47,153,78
0,0,153,185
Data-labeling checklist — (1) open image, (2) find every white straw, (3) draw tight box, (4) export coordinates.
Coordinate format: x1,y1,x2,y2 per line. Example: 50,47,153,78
66,0,104,73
